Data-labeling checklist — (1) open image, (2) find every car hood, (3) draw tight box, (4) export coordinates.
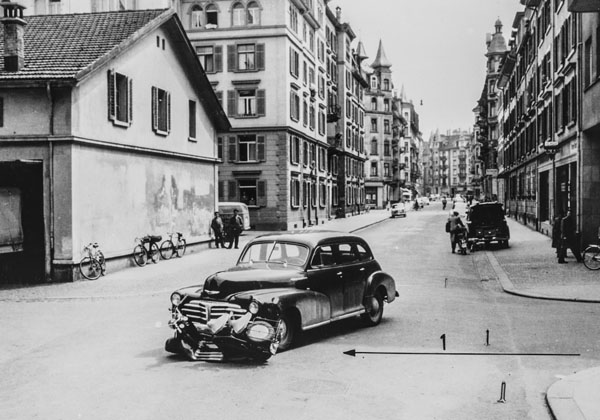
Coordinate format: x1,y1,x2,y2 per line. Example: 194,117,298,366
199,265,304,299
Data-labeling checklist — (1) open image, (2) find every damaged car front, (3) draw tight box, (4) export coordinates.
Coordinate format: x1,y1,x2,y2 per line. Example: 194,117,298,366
165,284,282,363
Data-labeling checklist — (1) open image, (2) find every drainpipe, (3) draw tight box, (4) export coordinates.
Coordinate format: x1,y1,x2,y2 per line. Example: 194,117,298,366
46,82,54,279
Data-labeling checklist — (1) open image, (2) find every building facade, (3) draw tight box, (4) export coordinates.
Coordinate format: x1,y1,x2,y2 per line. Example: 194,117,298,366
0,8,228,283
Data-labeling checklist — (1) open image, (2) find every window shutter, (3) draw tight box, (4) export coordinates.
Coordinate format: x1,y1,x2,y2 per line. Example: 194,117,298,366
228,136,237,162
227,45,236,72
166,91,171,133
257,180,267,206
257,136,265,161
256,43,265,70
216,91,223,107
151,86,158,131
215,45,223,72
289,47,293,76
290,92,294,119
128,77,133,123
218,180,225,201
256,89,265,116
228,180,237,200
227,90,236,117
107,69,115,121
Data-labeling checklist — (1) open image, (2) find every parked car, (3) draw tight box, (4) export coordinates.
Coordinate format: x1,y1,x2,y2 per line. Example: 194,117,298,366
390,202,407,218
165,231,398,361
466,202,510,248
218,202,251,232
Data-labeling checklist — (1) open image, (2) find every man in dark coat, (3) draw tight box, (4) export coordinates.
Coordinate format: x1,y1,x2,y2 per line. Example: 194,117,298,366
210,211,225,248
551,214,562,260
447,211,465,254
559,210,582,263
228,209,243,249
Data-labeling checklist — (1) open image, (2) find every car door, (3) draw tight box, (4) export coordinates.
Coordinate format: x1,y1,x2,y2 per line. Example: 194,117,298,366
306,244,345,318
344,242,378,313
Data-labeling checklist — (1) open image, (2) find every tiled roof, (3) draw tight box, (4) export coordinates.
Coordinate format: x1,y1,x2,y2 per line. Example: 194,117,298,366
0,9,168,81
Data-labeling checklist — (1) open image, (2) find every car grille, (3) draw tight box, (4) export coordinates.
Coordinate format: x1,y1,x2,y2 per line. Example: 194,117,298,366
180,299,247,325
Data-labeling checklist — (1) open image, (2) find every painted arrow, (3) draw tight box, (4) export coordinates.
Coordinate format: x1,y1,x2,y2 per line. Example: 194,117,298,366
343,349,580,357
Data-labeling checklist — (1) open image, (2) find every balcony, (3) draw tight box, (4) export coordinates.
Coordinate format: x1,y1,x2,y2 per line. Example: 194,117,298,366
327,105,341,123
568,0,600,12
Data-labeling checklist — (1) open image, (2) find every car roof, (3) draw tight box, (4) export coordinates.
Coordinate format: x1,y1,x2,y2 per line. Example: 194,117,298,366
471,201,503,208
252,230,366,248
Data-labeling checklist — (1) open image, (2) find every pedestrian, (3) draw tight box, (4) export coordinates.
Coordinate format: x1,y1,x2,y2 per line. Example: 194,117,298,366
228,209,243,249
559,210,582,263
447,210,465,254
551,214,562,260
442,196,447,210
210,211,225,248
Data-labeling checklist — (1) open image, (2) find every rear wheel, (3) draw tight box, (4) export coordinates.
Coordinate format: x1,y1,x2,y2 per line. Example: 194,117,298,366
149,243,160,263
133,245,147,267
361,290,384,326
176,239,186,257
79,257,102,280
160,240,175,260
583,245,600,270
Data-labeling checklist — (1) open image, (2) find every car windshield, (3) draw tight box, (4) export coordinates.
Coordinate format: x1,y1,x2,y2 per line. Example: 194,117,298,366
469,205,504,224
239,241,310,267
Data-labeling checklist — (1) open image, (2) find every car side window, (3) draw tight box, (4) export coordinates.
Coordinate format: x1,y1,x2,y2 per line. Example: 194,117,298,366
336,243,359,265
355,243,372,261
310,245,335,267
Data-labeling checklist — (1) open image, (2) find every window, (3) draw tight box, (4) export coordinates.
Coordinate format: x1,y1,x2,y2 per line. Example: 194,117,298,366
228,134,265,162
206,4,218,27
384,99,390,112
107,70,132,126
309,105,315,130
384,140,390,156
247,1,260,24
151,86,170,135
290,48,300,77
232,2,244,26
238,179,257,205
384,119,390,134
188,100,196,140
371,97,377,111
228,88,265,117
217,137,223,160
289,4,298,33
190,5,202,28
49,0,62,14
291,176,300,208
371,118,377,132
238,89,256,116
585,36,592,86
370,139,378,155
92,0,136,12
370,161,378,176
384,163,390,177
197,45,222,73
383,79,390,90
290,90,300,121
290,136,301,164
237,44,256,70
370,76,377,89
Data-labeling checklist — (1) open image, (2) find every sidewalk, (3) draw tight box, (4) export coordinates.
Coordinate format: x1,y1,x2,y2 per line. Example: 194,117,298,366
484,217,600,420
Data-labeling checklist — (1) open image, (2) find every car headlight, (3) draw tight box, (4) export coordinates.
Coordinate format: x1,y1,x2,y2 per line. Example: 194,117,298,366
170,292,182,306
249,300,260,314
246,321,275,342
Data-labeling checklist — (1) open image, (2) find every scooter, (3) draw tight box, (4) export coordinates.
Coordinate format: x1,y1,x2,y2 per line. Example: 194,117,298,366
455,227,468,255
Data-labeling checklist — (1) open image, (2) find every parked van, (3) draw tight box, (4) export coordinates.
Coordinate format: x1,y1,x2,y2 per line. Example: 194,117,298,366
218,202,251,231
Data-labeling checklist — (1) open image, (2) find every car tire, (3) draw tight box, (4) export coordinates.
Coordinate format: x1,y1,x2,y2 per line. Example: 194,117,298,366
361,289,384,326
277,312,297,352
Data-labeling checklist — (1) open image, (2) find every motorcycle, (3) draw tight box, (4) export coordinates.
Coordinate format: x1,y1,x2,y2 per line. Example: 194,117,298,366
455,226,469,255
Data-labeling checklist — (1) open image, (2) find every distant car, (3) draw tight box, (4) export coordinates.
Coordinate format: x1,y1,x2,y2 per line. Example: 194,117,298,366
218,202,251,232
391,202,407,218
165,231,398,361
467,202,510,248
418,197,430,206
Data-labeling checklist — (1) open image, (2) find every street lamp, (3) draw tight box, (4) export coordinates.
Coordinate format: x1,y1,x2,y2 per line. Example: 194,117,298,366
541,141,560,220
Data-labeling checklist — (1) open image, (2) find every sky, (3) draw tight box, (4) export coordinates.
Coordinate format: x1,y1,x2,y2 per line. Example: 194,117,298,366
328,0,523,139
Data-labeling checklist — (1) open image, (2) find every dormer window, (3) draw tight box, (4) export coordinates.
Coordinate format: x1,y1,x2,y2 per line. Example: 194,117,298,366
370,76,377,89
383,79,390,90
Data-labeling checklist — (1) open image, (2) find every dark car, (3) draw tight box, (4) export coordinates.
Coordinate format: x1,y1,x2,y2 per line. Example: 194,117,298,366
165,231,398,362
466,202,510,248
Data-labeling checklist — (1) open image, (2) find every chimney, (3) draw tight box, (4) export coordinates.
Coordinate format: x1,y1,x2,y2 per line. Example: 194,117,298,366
335,6,341,21
1,1,27,72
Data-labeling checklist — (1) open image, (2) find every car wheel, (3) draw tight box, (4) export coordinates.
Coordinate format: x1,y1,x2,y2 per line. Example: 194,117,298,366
361,290,384,326
277,312,297,352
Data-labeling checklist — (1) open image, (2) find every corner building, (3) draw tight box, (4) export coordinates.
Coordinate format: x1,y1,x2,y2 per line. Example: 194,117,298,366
176,1,366,230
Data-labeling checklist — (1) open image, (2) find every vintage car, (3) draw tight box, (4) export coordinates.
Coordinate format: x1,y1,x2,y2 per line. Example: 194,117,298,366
466,202,510,248
165,231,398,362
390,202,407,218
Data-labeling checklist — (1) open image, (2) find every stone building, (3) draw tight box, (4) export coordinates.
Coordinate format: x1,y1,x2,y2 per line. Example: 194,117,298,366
0,7,229,283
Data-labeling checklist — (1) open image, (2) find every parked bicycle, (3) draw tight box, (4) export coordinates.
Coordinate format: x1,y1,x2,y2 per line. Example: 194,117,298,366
79,242,106,280
133,235,162,267
159,232,187,260
583,229,600,270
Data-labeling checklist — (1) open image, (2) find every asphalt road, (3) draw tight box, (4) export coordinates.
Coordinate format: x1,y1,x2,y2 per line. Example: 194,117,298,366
1,203,599,419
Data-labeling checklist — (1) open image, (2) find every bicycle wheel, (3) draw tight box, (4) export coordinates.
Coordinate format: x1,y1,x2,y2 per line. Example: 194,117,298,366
160,240,175,260
149,242,160,263
133,245,148,267
96,251,107,274
583,245,600,270
79,257,102,280
176,239,186,257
